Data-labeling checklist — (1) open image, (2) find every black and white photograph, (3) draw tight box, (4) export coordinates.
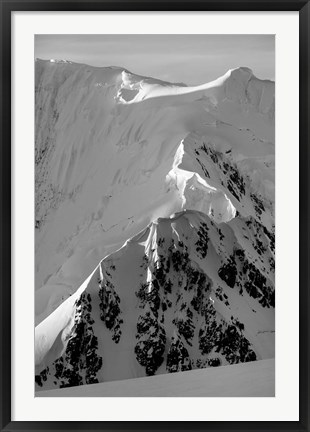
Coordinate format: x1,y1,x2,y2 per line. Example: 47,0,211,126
34,34,275,397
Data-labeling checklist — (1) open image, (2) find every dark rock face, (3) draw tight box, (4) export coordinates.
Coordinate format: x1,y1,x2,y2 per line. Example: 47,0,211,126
215,216,275,309
135,255,167,376
166,336,192,373
135,310,166,376
197,144,246,202
218,255,237,288
36,209,274,390
199,301,256,364
251,193,265,216
243,261,274,308
36,292,102,388
263,225,275,253
195,222,209,259
191,140,274,230
98,265,123,343
223,162,246,201
133,226,263,377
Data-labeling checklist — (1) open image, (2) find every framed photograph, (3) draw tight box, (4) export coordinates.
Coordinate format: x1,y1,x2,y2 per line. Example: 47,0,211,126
1,0,309,430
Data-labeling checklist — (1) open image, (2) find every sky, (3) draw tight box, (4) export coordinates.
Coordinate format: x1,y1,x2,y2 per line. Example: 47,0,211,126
35,35,275,85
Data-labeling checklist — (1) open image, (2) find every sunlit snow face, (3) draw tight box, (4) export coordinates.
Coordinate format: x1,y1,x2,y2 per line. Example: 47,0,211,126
166,142,236,224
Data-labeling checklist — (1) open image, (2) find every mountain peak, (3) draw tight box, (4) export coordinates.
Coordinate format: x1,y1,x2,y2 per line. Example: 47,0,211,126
230,66,253,75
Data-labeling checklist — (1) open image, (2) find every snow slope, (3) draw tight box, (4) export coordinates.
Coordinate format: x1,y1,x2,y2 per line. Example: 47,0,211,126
35,60,275,392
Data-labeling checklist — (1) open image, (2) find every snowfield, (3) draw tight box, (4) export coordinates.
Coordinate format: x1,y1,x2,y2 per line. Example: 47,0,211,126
35,59,275,394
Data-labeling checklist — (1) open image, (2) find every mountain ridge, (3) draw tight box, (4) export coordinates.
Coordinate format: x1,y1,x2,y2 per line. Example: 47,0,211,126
35,60,275,391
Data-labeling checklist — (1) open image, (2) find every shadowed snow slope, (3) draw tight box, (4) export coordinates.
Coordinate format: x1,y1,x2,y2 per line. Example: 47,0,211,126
35,60,274,392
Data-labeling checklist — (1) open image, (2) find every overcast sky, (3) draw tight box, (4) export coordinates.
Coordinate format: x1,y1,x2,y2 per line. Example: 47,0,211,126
35,34,274,85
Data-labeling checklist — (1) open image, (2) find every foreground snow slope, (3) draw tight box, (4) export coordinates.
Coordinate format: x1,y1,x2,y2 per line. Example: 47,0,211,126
35,60,274,324
37,358,274,397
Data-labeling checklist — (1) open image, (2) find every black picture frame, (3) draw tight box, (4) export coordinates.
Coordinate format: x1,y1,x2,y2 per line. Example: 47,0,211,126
1,1,309,431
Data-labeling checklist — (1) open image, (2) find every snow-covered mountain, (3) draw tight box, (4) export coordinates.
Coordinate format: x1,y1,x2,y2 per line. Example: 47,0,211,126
35,59,275,391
